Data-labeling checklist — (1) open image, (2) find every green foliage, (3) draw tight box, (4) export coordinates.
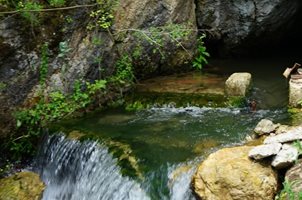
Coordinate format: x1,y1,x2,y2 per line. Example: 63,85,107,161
48,0,65,7
58,41,71,58
125,101,145,111
110,55,134,84
0,82,7,91
132,45,143,60
16,80,107,129
293,140,302,156
192,34,210,70
13,79,107,159
87,0,116,30
87,79,107,94
227,96,245,107
132,24,191,59
40,42,49,85
17,1,43,24
277,179,302,200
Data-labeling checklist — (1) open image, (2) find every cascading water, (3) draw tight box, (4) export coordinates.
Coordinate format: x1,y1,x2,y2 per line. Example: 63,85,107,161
35,134,150,200
35,133,197,200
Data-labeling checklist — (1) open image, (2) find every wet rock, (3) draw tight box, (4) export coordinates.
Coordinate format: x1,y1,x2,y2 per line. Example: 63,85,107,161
264,127,302,144
0,171,45,200
225,73,251,96
271,144,299,169
284,160,302,195
289,78,302,107
254,119,278,136
196,0,301,54
193,146,278,200
248,143,282,160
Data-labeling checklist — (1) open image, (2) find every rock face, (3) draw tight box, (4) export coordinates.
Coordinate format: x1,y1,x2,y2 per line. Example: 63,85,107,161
193,146,278,200
0,0,198,139
289,78,302,107
254,119,278,136
0,171,45,200
225,73,252,96
196,0,301,54
285,160,302,195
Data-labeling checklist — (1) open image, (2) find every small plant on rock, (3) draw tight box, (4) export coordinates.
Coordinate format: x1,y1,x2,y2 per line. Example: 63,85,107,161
192,34,210,70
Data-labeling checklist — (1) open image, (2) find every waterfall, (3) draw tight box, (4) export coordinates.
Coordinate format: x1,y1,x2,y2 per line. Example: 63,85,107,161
35,134,150,200
35,134,197,200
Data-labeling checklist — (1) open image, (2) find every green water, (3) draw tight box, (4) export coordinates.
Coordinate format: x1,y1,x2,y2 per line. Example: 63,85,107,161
52,106,290,172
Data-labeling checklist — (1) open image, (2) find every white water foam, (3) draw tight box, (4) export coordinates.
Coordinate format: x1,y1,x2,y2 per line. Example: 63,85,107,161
36,134,150,200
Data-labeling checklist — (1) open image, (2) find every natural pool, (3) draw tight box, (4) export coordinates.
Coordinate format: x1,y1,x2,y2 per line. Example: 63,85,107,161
34,58,296,200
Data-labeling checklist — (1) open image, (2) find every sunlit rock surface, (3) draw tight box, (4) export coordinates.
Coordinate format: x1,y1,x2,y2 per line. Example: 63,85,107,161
0,171,45,200
248,143,282,160
225,73,251,97
193,146,278,200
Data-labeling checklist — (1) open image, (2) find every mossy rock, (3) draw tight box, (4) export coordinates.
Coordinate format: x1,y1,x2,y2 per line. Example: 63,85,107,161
0,171,45,200
288,107,302,126
125,92,246,109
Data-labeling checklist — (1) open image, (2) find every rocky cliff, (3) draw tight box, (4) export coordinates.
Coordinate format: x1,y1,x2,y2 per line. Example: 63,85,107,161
0,0,301,138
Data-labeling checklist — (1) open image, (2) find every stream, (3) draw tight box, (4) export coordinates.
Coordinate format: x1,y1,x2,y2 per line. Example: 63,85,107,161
33,58,294,200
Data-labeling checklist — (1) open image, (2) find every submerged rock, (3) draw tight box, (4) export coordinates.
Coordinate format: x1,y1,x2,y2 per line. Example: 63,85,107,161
0,171,45,200
271,144,299,169
225,73,251,97
193,146,278,200
248,143,282,160
254,119,278,136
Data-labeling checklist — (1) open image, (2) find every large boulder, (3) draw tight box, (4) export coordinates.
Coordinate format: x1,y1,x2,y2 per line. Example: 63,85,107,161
195,0,301,54
225,73,252,96
193,146,278,200
0,171,45,200
289,78,302,107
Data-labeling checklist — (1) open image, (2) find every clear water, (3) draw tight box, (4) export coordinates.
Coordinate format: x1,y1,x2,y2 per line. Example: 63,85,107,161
35,58,293,200
37,106,290,200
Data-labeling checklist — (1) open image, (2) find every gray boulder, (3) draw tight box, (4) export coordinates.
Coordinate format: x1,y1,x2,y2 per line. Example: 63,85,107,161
249,143,282,160
254,119,278,136
264,127,302,144
271,144,299,169
225,73,252,96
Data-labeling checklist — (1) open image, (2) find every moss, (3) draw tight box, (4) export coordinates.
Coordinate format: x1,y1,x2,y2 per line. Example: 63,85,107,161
227,96,246,107
0,172,45,200
288,107,302,126
68,132,143,180
125,92,245,109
